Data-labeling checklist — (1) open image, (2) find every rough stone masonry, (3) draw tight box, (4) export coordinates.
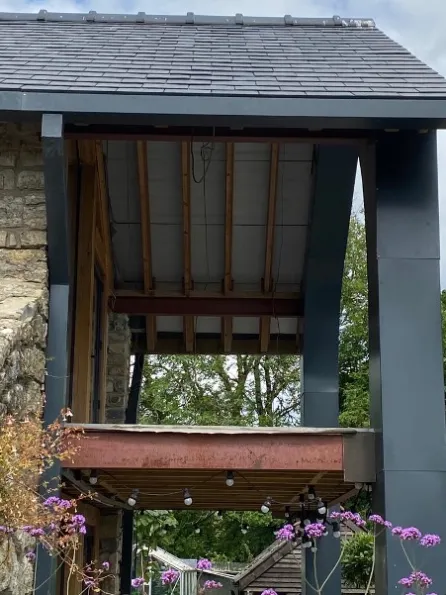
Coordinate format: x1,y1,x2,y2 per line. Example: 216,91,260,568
0,122,47,594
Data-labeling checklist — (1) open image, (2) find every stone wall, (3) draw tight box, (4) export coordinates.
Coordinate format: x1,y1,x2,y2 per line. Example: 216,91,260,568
0,123,48,594
106,313,131,423
98,511,123,594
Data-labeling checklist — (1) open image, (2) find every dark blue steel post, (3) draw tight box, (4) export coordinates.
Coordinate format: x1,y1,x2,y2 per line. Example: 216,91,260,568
364,131,446,593
301,145,357,594
34,114,71,595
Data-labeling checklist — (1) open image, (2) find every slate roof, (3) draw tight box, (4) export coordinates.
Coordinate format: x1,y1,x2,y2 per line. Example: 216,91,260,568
0,12,445,98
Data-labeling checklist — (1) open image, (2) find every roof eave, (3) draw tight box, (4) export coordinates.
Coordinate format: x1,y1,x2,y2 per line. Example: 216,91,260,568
1,91,446,129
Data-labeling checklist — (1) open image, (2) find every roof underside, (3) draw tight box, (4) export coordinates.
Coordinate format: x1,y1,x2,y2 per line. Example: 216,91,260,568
106,139,311,354
0,13,445,99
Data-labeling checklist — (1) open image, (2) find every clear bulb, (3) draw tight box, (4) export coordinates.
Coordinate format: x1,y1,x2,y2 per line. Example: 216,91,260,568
241,528,247,535
311,546,317,553
333,530,341,539
355,482,363,490
89,476,98,485
303,540,312,549
184,497,193,506
308,493,315,501
127,497,136,507
261,504,270,514
226,478,235,487
195,528,200,534
318,505,327,516
303,518,311,526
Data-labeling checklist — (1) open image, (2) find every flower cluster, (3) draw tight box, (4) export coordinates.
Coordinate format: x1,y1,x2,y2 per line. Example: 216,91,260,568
203,580,223,590
260,590,278,595
329,510,366,528
398,570,433,588
304,523,326,539
161,568,180,585
131,577,145,588
197,558,213,571
275,524,295,541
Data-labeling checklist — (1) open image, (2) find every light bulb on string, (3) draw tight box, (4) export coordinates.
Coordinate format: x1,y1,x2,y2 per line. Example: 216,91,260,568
317,499,327,516
127,489,139,507
195,527,201,534
215,510,223,521
241,525,248,535
311,543,317,553
302,535,312,549
89,470,98,485
285,506,290,519
183,488,193,506
323,526,329,537
303,518,311,526
307,486,316,501
355,482,364,490
225,471,235,487
332,522,341,539
261,498,272,514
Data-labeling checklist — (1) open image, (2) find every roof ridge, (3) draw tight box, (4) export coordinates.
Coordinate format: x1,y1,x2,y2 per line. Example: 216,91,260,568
0,11,376,28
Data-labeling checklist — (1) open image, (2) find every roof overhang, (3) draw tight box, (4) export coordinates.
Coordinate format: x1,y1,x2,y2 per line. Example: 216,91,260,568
63,425,375,511
2,91,446,130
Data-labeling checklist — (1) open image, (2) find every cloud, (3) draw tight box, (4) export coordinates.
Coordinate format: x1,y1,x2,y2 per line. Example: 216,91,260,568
1,0,445,281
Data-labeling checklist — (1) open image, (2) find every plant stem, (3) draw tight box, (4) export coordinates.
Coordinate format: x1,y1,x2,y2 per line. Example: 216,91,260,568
364,526,376,595
400,542,416,572
313,548,321,593
319,542,347,593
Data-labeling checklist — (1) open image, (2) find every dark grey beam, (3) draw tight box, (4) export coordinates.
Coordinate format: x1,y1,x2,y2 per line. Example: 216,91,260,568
364,131,446,593
1,91,446,130
301,145,358,593
35,114,71,595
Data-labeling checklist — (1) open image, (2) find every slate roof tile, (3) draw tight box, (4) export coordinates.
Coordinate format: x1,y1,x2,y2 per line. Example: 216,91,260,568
0,13,443,98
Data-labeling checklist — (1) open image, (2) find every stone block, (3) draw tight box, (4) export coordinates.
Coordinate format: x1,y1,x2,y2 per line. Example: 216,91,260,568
23,203,46,230
0,169,15,190
0,151,17,167
17,170,44,190
20,147,43,167
0,196,24,228
19,230,47,248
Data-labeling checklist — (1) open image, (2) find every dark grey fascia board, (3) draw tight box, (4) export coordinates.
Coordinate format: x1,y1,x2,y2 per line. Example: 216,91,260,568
1,91,446,129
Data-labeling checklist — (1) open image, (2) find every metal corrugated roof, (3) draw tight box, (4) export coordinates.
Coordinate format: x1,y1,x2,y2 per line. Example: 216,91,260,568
0,13,445,98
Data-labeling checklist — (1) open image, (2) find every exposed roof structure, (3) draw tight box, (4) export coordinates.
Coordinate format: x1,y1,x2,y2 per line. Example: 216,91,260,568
0,12,445,99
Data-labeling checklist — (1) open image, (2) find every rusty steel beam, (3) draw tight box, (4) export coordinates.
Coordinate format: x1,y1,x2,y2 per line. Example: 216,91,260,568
65,429,343,472
110,295,303,317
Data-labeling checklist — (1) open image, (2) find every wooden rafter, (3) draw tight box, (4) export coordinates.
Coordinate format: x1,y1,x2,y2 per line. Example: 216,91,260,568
136,141,157,352
223,142,234,353
181,141,194,352
260,143,280,353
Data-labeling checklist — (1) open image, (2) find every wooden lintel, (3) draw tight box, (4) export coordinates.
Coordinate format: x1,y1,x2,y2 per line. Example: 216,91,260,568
223,142,234,353
136,140,157,352
181,141,194,352
260,143,280,353
72,163,96,423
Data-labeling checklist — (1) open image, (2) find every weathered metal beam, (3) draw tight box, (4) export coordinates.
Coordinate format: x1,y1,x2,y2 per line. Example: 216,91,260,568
36,113,71,595
65,428,345,471
222,142,234,353
110,295,303,317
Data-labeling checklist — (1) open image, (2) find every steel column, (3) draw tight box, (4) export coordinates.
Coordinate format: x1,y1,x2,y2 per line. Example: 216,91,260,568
35,114,71,595
301,145,357,593
364,131,446,593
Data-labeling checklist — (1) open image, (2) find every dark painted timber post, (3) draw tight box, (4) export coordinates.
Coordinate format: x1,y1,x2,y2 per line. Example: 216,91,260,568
363,131,446,593
301,145,357,594
35,114,71,595
120,353,145,594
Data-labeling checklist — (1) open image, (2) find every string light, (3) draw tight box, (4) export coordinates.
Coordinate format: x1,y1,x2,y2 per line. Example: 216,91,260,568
89,470,98,485
332,522,341,539
127,489,139,507
317,499,327,516
225,471,235,487
183,489,193,506
307,486,316,501
261,498,272,514
215,510,223,520
241,524,248,535
302,535,312,549
285,506,291,519
311,542,317,553
355,482,363,490
195,528,201,534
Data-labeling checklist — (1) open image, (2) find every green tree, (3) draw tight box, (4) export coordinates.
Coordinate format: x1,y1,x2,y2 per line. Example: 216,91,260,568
139,354,300,427
339,214,370,427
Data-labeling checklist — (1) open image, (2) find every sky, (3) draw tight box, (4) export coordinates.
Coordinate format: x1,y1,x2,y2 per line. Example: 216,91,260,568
2,0,445,281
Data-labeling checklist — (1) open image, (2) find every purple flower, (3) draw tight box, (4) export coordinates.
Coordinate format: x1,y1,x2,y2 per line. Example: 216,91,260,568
84,578,95,588
420,533,441,548
329,511,366,528
203,580,223,590
392,526,403,536
197,558,213,571
29,528,45,537
102,561,110,571
368,514,392,528
305,523,325,539
275,524,295,541
25,550,36,562
131,578,145,588
0,526,13,534
161,569,179,585
398,571,432,588
399,527,422,541
43,497,71,509
260,590,278,595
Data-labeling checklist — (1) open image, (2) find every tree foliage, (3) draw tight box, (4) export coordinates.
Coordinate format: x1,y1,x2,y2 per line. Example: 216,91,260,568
341,531,374,588
139,354,300,427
